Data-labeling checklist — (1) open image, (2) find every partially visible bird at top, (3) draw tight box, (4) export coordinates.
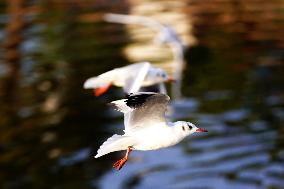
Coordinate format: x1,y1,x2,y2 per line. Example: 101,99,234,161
104,13,184,47
83,62,174,96
95,92,208,170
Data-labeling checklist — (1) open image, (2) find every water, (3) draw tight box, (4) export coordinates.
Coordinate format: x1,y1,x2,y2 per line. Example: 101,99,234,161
0,1,284,189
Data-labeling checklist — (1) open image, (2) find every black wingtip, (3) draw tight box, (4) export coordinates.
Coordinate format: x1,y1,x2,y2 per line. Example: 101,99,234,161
125,93,155,109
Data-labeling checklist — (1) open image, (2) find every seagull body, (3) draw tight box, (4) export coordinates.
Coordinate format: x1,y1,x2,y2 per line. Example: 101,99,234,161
95,92,207,170
84,62,171,96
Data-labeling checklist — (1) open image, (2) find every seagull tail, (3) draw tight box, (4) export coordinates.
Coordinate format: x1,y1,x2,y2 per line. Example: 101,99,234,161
83,70,116,89
95,134,134,158
83,76,111,89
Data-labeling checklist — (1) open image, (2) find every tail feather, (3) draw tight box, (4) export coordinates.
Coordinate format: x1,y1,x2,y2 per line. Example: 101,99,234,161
95,134,134,158
83,70,115,89
83,76,111,89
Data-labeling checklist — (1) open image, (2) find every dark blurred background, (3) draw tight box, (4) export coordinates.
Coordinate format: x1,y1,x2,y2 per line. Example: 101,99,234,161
0,0,284,189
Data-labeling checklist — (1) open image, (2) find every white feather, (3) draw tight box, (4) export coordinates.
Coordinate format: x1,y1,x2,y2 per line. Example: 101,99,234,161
108,99,132,113
83,70,115,89
95,134,135,158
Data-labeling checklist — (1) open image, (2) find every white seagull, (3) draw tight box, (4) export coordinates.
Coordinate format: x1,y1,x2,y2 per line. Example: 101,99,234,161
104,13,184,46
95,92,208,170
83,62,173,96
104,13,186,99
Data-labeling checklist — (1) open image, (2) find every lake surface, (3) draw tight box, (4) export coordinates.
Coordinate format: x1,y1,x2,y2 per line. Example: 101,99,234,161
0,1,283,189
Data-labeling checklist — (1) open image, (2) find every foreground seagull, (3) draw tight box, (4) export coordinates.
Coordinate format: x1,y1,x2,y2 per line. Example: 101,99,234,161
84,62,172,96
95,92,208,170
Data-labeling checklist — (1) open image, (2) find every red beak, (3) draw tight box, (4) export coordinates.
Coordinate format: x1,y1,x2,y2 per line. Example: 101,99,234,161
196,128,208,132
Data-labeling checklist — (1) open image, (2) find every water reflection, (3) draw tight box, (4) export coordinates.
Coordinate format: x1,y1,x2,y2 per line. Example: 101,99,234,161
1,1,284,189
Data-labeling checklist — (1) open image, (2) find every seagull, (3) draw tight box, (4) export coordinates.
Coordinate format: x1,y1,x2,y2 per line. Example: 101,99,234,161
104,13,184,46
94,92,208,170
83,62,173,96
104,13,186,99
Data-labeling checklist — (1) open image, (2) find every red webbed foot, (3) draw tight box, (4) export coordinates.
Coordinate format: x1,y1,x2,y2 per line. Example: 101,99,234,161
93,83,112,96
113,157,127,170
112,146,132,171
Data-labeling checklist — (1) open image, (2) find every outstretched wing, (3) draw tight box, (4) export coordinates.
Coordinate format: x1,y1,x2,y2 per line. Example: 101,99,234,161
123,62,150,93
104,13,164,32
109,92,170,133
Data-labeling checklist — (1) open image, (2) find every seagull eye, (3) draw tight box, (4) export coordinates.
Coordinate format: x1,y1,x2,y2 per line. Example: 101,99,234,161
182,126,186,131
188,125,192,130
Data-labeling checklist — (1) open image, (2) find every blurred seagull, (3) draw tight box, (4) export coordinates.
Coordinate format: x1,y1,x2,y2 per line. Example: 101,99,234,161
95,92,208,170
104,13,184,47
104,13,186,99
83,62,173,96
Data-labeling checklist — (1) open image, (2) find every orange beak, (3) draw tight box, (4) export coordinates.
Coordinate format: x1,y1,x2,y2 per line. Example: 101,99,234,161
167,77,176,83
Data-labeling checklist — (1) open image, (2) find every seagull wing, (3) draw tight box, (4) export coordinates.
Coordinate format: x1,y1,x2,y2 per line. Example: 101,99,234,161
104,13,164,31
123,62,150,93
109,92,170,133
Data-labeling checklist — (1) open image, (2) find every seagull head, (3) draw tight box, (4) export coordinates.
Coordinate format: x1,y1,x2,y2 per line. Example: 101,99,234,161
148,68,171,83
174,121,208,137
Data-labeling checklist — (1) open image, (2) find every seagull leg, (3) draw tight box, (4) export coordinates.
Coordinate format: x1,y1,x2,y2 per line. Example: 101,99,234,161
113,146,133,170
93,83,112,96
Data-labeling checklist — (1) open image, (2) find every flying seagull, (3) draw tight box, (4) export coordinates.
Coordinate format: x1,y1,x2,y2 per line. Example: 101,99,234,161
95,92,208,170
83,62,173,96
104,13,186,99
